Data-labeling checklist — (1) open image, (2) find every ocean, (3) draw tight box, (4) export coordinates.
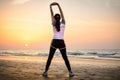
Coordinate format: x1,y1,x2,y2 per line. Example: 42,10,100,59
0,49,120,58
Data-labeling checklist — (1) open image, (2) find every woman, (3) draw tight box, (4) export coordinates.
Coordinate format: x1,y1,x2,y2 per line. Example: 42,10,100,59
42,2,74,77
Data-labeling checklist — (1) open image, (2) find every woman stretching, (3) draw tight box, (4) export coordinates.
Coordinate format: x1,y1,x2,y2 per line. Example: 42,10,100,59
42,2,74,77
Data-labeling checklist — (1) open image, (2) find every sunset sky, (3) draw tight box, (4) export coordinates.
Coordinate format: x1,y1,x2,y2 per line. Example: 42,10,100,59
0,0,120,50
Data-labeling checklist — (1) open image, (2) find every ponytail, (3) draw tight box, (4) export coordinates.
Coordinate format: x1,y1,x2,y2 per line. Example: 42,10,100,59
54,14,60,32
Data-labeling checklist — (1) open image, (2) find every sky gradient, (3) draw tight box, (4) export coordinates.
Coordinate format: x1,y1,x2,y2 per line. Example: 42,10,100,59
0,0,120,50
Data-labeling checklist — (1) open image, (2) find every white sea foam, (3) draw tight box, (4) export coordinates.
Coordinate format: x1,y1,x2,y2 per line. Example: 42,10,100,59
0,49,120,58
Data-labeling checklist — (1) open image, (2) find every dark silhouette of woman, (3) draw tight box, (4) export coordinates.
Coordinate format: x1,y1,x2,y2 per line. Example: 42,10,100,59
42,2,74,77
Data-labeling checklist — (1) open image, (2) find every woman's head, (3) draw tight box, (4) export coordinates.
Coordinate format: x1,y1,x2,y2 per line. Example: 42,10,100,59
54,14,60,21
54,14,60,32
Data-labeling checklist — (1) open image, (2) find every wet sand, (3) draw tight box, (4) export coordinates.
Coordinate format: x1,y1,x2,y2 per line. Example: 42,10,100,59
0,56,120,80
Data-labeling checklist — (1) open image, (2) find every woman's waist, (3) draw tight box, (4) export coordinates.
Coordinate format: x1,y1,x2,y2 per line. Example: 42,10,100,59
52,39,64,41
53,34,64,39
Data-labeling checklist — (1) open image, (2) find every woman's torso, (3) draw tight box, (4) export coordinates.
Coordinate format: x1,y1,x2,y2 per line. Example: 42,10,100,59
52,19,65,39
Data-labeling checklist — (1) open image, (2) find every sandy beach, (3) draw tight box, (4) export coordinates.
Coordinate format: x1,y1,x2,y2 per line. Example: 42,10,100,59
0,55,120,80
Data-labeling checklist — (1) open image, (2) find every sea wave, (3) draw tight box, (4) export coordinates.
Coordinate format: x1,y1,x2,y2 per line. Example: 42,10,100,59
0,49,120,58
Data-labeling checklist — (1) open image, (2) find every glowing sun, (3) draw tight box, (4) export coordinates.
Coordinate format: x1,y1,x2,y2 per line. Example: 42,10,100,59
25,43,28,47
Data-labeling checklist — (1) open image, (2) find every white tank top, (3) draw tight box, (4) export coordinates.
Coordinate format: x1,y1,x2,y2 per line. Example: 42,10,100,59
52,19,65,39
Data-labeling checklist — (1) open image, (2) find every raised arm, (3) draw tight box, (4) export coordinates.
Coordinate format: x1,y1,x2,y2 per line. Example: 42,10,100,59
50,2,65,21
57,3,65,20
50,4,54,21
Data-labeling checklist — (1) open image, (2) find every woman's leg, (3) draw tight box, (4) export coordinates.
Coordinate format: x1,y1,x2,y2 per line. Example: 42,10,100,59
45,47,56,72
60,48,71,72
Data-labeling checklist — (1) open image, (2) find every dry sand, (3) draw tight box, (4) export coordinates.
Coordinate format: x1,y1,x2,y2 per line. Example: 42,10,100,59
0,55,120,80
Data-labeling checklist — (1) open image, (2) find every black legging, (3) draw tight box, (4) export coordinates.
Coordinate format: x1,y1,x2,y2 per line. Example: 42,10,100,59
45,47,71,72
